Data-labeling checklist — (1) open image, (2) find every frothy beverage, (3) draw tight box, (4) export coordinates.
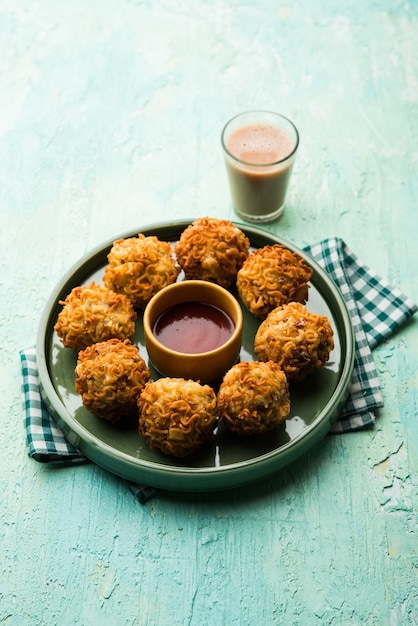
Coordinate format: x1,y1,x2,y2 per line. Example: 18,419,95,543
227,124,293,165
222,111,299,223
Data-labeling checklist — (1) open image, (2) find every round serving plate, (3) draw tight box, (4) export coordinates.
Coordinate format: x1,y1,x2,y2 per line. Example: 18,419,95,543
37,220,354,492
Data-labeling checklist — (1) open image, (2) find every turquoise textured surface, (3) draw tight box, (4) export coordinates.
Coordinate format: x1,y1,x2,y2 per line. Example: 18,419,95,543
2,1,418,624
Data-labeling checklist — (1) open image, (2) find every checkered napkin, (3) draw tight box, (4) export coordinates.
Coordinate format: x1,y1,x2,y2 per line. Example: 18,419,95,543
304,237,417,431
20,237,417,495
19,349,156,504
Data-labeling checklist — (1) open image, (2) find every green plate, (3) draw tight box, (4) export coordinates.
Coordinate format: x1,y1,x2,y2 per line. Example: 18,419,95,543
37,220,354,492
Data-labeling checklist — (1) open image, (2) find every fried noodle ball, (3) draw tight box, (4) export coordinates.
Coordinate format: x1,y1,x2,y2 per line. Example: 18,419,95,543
75,338,151,422
138,377,217,457
254,302,334,381
54,281,137,352
236,244,313,318
217,361,290,436
174,217,250,287
103,234,180,309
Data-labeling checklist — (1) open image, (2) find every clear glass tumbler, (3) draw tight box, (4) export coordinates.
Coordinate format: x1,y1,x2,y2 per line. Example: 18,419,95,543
221,110,299,223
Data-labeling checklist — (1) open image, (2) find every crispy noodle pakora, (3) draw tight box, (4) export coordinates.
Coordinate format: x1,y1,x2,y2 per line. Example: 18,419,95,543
103,234,180,309
174,217,250,287
254,302,334,381
138,377,217,457
236,244,313,318
75,338,151,422
217,360,290,436
54,281,137,352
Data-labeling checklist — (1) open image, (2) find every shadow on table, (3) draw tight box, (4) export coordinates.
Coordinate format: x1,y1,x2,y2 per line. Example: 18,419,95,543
153,430,347,509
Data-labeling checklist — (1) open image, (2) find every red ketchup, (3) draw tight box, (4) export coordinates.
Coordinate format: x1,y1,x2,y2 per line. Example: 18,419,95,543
153,301,235,354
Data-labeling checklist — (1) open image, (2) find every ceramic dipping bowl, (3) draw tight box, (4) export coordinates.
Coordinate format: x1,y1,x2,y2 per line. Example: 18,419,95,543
143,280,243,383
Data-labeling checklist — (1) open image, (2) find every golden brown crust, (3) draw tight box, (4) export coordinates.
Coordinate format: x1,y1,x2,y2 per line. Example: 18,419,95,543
236,244,313,318
54,281,137,352
174,217,250,287
254,302,334,381
103,234,180,309
75,338,151,422
217,360,290,436
138,378,217,457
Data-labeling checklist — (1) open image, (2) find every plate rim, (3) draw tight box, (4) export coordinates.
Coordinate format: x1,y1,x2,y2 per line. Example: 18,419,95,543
36,219,355,490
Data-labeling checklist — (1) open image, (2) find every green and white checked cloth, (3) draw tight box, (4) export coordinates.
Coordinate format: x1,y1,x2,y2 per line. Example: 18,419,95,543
20,237,417,478
20,347,84,463
20,348,157,503
20,348,156,503
304,238,417,431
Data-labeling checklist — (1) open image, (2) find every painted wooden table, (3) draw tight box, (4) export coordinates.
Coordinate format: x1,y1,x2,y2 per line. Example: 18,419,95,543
1,1,417,624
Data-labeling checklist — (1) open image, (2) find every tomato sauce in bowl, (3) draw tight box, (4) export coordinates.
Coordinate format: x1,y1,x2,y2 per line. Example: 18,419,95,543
143,280,243,383
153,301,235,354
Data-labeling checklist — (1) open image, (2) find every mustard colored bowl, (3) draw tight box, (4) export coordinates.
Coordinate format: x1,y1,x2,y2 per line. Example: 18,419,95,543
143,280,243,383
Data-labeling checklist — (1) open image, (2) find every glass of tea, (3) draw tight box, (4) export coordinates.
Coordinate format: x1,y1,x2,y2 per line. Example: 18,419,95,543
221,110,299,223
